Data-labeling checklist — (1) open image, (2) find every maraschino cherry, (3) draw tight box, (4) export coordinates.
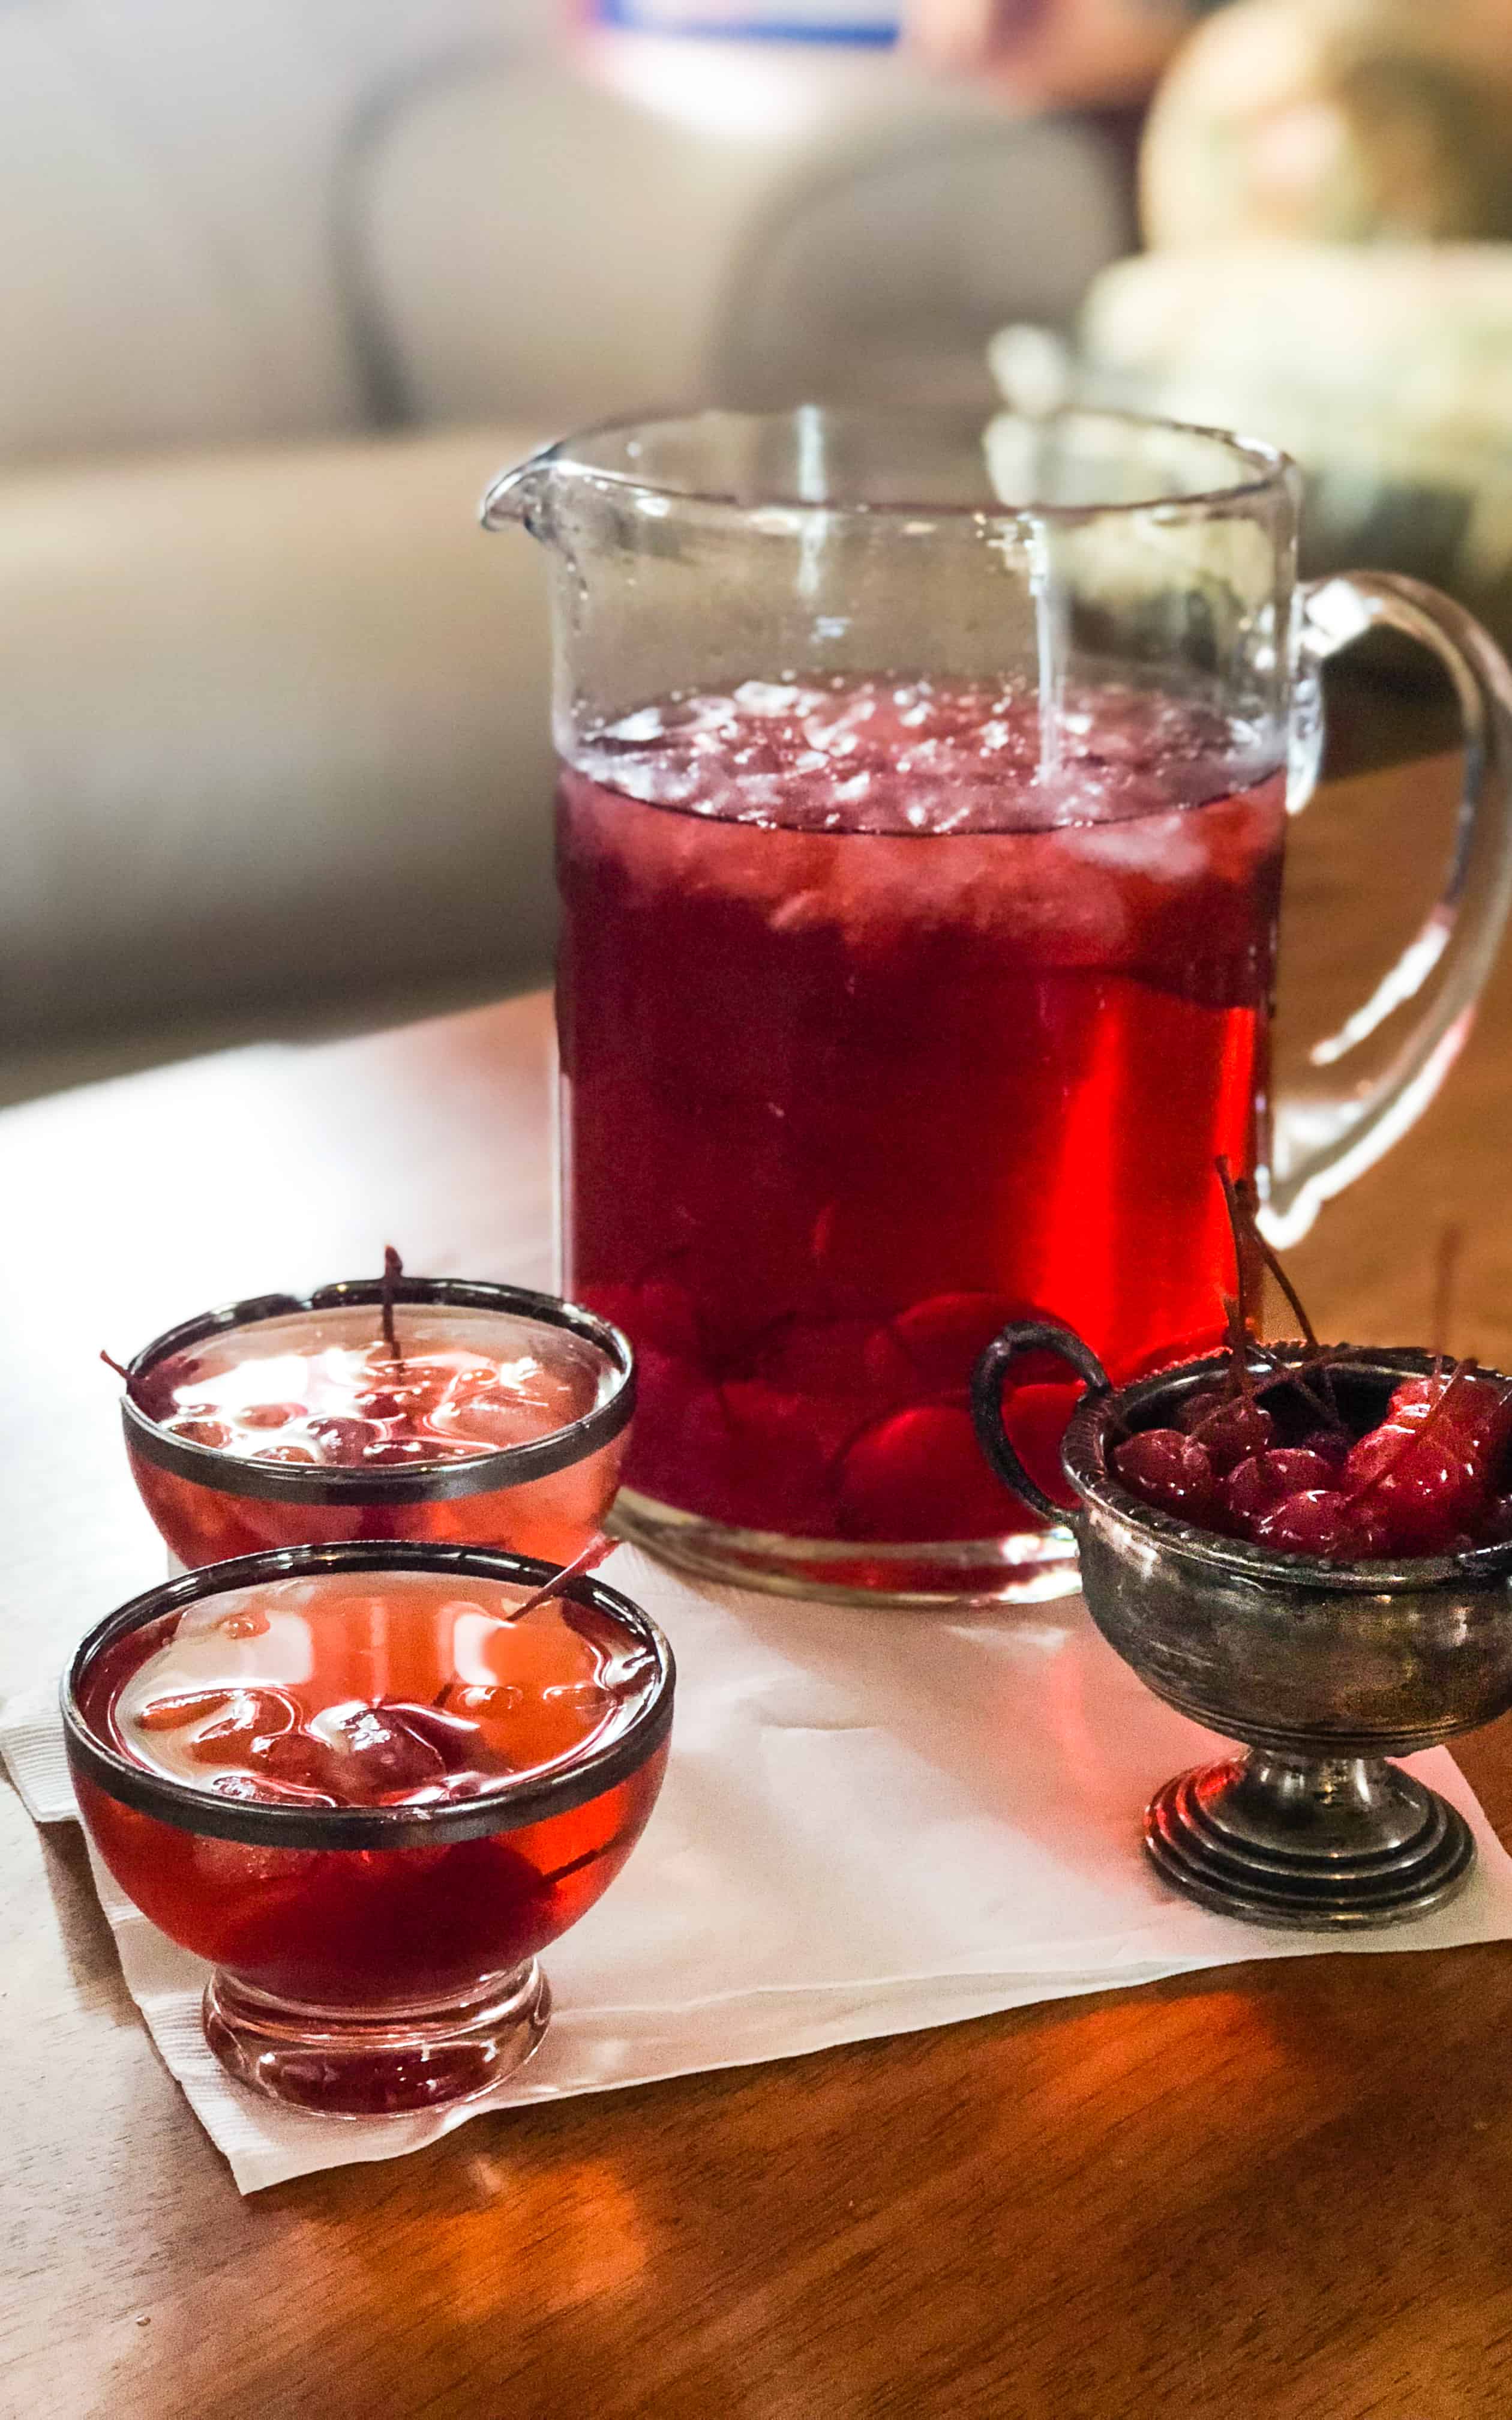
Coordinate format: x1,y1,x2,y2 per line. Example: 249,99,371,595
1111,1169,1512,1562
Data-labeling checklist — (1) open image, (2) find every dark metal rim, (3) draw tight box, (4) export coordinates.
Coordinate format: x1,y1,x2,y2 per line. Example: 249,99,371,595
970,1319,1112,1526
61,1541,674,1851
1069,1343,1512,1595
120,1277,635,1504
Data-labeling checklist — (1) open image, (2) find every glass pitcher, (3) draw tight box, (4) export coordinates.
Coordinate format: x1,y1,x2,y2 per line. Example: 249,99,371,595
482,408,1512,1606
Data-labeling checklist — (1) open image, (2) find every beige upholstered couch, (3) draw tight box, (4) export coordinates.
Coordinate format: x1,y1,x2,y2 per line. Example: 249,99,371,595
0,1,1129,1101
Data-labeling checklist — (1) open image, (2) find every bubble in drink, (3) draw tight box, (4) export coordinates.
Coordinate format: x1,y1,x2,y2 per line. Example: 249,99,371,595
220,1608,271,1640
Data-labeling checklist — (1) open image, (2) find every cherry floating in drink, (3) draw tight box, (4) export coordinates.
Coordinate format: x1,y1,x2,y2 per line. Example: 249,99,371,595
558,675,1285,1597
63,1544,674,2116
110,1271,635,1568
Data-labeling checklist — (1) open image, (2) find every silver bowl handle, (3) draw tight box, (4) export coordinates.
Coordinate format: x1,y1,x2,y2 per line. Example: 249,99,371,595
970,1320,1112,1525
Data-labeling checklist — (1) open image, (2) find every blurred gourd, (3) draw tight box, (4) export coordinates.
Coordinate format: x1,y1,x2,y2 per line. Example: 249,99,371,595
1141,0,1512,250
1068,243,1512,652
1045,0,1512,654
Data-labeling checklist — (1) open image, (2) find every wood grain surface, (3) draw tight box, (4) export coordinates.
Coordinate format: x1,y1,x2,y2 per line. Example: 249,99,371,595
4,750,1512,2420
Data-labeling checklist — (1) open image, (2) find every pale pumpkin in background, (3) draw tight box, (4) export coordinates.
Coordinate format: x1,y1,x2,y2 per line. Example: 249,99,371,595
1142,0,1512,250
1057,242,1512,653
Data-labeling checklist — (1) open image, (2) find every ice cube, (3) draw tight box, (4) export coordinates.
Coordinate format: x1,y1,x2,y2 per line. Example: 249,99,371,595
187,1687,301,1765
542,1681,610,1715
208,1771,337,1810
442,1683,524,1720
602,705,667,744
435,1683,530,1771
733,681,805,717
430,1353,584,1451
595,1642,661,1695
433,1388,555,1449
135,1690,232,1733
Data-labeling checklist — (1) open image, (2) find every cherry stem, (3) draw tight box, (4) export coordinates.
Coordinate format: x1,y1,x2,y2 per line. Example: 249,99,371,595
1214,1155,1345,1429
1214,1158,1256,1380
1248,1333,1344,1429
1344,1358,1478,1509
1254,1222,1321,1354
506,1534,616,1621
100,1347,148,1407
1221,1289,1256,1403
380,1245,404,1366
1433,1223,1463,1371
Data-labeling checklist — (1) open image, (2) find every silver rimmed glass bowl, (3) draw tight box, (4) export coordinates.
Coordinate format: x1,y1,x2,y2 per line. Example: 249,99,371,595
63,1541,674,2116
973,1325,1512,1928
119,1276,634,1568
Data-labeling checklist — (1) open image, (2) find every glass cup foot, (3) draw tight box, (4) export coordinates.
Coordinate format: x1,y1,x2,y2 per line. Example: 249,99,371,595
204,1958,551,2117
1144,1751,1476,1930
611,1486,1080,1608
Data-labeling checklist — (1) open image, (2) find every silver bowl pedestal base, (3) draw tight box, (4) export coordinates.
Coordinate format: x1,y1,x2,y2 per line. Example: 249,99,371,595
1145,1750,1476,1930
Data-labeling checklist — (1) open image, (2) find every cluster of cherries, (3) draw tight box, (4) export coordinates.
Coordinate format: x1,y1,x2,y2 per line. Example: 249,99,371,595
1114,1364,1512,1561
1110,1169,1512,1562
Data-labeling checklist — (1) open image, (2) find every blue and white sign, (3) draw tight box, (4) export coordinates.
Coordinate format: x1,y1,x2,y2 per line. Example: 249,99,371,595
590,0,900,43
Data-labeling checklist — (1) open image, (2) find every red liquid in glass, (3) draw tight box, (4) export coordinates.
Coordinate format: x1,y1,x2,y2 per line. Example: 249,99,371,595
130,1306,625,1565
76,1571,666,2008
557,678,1286,1547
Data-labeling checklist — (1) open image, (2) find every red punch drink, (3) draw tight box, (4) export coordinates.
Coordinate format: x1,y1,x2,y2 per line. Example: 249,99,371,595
119,1280,634,1568
66,1548,673,2114
557,677,1286,1595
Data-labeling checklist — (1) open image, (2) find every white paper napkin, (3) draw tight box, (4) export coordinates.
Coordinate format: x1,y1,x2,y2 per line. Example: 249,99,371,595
7,1543,1512,2194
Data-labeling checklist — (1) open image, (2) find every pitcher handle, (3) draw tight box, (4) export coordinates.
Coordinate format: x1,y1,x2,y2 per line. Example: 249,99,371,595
1264,572,1512,1249
971,1321,1111,1526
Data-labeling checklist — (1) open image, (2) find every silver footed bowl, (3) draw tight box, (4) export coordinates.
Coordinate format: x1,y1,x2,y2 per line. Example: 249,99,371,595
971,1326,1512,1931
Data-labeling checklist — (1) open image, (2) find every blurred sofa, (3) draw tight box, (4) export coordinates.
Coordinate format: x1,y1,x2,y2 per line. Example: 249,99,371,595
0,428,551,1053
0,0,1132,1100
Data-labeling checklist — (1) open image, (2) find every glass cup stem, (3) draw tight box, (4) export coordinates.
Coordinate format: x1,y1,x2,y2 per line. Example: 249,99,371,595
203,1959,552,2118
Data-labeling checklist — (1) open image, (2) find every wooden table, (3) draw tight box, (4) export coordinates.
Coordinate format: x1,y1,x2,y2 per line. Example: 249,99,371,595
5,750,1512,2420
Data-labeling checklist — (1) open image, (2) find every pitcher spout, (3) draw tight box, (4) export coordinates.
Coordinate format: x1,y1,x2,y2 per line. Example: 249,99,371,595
479,444,562,539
